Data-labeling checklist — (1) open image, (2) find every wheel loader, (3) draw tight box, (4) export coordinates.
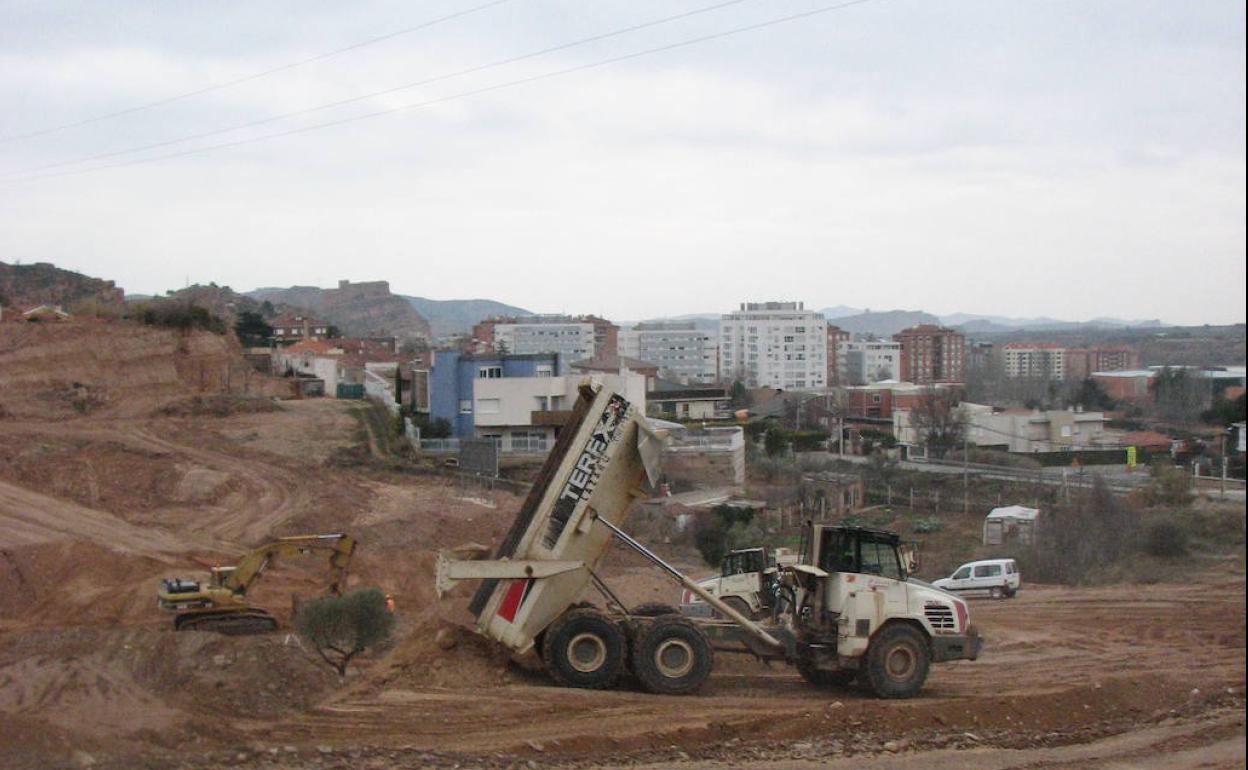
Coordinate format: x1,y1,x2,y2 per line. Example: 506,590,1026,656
157,533,357,634
436,384,981,699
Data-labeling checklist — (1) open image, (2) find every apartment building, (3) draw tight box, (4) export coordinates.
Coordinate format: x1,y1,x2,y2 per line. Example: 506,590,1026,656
619,321,718,385
837,340,902,385
472,314,618,373
1002,342,1066,379
894,325,966,384
825,325,851,385
719,301,827,390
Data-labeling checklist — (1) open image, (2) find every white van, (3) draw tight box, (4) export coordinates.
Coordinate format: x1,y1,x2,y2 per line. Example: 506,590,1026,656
933,559,1020,599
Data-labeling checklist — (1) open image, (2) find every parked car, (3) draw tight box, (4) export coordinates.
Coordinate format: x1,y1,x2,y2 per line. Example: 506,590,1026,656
933,558,1020,599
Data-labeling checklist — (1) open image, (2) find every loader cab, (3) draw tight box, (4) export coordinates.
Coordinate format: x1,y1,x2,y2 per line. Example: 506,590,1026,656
721,548,768,578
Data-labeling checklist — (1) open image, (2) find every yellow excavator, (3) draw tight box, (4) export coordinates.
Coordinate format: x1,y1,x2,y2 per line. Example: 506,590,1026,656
157,533,357,634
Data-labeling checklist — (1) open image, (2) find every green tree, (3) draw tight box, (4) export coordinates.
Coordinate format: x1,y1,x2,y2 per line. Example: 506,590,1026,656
729,380,751,411
294,587,395,678
233,311,273,346
1070,377,1115,411
764,426,790,457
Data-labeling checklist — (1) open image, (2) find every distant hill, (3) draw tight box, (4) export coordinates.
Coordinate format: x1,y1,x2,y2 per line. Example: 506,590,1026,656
941,312,1165,331
0,261,125,311
818,305,865,319
248,282,431,341
831,310,942,336
401,296,532,339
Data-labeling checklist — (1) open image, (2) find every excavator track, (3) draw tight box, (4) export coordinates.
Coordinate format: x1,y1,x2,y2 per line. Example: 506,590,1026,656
174,609,278,635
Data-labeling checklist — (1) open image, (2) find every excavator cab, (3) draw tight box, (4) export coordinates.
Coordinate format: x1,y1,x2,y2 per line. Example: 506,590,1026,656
209,566,238,589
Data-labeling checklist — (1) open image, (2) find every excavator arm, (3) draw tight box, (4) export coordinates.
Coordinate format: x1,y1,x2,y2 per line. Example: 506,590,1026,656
221,533,357,595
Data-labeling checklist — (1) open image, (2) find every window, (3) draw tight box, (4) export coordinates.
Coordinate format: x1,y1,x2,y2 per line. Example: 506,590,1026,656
860,539,903,580
478,366,503,379
458,400,473,414
973,564,1002,578
477,398,500,414
952,567,971,580
535,364,553,377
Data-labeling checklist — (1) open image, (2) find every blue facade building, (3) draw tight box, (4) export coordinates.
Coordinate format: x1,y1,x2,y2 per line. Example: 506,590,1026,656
429,351,560,438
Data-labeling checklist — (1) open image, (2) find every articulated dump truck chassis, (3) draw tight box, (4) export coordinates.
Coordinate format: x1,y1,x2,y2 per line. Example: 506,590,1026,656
437,384,981,698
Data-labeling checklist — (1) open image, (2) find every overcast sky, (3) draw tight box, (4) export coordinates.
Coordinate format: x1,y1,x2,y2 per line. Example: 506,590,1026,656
1,0,1243,324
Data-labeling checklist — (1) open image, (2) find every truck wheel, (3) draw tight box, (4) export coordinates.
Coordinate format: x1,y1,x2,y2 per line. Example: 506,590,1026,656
631,602,680,617
542,608,626,690
632,617,713,695
989,586,1003,600
863,624,930,699
796,655,857,688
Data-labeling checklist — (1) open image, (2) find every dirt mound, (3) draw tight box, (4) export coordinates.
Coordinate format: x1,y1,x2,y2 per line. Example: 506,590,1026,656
374,621,515,691
157,394,283,418
0,540,176,628
0,320,285,420
0,626,338,740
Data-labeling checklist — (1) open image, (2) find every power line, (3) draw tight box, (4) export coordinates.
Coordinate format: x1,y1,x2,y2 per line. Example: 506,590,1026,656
7,0,756,179
0,0,516,144
6,0,878,185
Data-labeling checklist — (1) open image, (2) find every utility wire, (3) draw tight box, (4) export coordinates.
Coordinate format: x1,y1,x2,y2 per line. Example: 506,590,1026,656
0,0,516,144
7,0,755,179
6,0,878,185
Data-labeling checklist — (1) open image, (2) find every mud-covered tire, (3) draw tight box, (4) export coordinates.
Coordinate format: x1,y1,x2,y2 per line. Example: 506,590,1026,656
630,602,680,618
989,586,1004,600
863,624,930,699
542,608,626,690
796,655,857,688
632,616,713,695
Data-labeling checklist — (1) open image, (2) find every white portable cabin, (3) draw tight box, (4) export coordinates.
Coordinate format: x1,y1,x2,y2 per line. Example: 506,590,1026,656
983,505,1039,546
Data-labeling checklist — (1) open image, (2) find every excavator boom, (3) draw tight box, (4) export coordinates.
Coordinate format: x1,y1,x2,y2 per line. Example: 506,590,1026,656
158,533,357,634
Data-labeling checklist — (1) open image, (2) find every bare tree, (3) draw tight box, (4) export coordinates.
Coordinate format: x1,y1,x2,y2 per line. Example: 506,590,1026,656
910,387,966,459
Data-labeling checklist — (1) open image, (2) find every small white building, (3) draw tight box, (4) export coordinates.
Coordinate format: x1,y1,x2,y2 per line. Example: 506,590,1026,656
471,371,646,453
983,505,1039,546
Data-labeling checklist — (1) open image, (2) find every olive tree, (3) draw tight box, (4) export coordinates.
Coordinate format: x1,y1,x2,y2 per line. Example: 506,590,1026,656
294,587,395,677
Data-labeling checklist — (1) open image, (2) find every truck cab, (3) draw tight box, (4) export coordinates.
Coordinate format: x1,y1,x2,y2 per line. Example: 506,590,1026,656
784,524,982,697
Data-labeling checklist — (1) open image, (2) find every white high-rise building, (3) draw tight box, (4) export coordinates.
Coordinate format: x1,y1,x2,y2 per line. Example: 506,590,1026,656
838,340,902,385
619,321,718,385
719,302,827,390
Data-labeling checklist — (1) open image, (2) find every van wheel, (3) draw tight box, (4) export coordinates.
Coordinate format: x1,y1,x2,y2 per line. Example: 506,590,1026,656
632,617,713,695
989,586,1004,600
863,624,930,699
542,608,626,689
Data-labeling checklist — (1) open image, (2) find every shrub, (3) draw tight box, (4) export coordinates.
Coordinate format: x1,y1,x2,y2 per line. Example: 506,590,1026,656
1143,520,1188,558
912,516,944,534
764,427,790,457
1141,464,1191,506
294,587,395,677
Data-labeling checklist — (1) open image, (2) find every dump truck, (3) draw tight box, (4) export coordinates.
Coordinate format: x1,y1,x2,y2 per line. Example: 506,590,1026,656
157,533,356,634
437,385,981,698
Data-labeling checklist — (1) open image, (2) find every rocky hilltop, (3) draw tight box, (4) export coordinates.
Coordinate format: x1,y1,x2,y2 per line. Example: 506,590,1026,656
249,281,431,342
0,261,125,311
